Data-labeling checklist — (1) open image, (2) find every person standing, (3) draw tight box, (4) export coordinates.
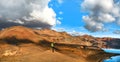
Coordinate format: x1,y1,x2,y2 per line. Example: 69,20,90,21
51,42,55,52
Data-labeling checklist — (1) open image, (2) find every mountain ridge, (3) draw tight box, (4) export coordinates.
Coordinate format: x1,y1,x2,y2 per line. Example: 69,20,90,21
0,26,119,62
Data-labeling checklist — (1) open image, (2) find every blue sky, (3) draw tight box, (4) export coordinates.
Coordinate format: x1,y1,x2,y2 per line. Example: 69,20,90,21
49,0,120,38
50,0,84,28
0,0,119,38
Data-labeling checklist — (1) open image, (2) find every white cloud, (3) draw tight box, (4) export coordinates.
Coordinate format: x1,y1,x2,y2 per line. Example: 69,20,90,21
112,6,120,17
52,27,65,32
81,0,120,32
117,18,120,25
0,0,57,29
68,30,86,36
56,20,61,25
59,11,63,15
83,16,104,32
113,30,120,34
57,0,63,4
94,34,120,38
98,13,115,23
52,27,86,36
30,6,56,26
58,17,63,20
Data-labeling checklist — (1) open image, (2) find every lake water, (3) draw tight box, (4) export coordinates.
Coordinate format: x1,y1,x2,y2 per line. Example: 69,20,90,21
103,49,120,62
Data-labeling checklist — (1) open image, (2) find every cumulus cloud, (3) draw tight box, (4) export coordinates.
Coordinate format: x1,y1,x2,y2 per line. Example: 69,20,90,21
81,0,120,32
113,30,120,34
117,18,120,25
0,0,57,29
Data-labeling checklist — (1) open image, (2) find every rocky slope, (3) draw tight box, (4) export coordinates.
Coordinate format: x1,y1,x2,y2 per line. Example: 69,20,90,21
0,26,119,62
96,37,120,49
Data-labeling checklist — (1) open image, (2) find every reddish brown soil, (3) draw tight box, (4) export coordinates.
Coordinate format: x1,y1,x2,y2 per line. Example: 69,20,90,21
0,26,118,62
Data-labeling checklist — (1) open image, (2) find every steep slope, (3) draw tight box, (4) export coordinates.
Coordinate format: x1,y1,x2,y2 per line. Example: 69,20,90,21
0,26,93,46
0,26,40,43
97,38,120,49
